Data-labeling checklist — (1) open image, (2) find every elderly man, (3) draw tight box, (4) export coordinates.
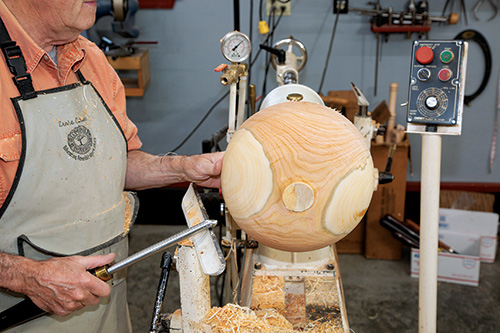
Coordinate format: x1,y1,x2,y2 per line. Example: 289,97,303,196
0,0,223,331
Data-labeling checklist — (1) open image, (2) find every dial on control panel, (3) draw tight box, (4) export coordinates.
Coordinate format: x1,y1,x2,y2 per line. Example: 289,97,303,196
416,87,449,119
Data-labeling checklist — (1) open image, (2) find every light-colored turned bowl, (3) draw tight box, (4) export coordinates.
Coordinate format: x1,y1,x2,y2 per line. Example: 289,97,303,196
221,101,375,252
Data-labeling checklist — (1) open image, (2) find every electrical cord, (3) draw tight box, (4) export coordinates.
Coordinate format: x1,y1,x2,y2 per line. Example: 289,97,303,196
317,8,340,95
256,6,285,110
454,30,491,106
250,2,285,68
170,91,229,152
171,2,284,152
259,0,264,23
246,0,254,119
258,8,276,110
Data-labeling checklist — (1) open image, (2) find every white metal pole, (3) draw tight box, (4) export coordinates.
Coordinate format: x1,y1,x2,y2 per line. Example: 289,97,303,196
419,133,442,333
236,75,247,130
227,82,237,142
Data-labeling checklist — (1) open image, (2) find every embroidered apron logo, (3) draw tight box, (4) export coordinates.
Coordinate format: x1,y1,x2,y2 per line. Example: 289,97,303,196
63,125,96,161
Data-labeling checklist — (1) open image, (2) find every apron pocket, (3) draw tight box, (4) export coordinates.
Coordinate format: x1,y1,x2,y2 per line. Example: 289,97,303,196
17,191,138,260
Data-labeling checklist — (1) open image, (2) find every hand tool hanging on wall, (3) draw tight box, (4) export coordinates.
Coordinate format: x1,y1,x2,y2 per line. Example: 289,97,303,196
341,0,459,95
441,0,468,25
472,0,498,21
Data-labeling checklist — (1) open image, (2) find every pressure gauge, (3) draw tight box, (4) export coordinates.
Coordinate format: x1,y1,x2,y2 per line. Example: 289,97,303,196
221,31,251,63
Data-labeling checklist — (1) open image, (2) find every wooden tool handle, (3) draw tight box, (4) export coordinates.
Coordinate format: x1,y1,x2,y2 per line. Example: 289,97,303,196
386,82,399,143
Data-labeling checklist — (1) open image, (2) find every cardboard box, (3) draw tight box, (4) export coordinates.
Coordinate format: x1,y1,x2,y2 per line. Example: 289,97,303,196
410,248,481,287
439,208,498,263
410,209,499,287
364,140,410,260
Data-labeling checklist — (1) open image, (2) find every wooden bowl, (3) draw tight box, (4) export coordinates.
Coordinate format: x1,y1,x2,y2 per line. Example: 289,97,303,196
221,101,375,252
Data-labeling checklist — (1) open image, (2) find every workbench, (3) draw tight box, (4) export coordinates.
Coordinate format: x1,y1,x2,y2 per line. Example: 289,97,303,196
107,48,150,97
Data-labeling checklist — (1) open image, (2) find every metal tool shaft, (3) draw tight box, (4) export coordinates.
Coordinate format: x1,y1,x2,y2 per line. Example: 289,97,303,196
0,219,218,332
108,219,217,275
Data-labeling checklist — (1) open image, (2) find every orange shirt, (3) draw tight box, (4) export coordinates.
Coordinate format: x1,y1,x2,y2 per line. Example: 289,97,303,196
0,2,142,207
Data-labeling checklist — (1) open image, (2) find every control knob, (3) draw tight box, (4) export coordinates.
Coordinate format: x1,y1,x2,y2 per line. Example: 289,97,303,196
425,96,439,110
417,68,431,81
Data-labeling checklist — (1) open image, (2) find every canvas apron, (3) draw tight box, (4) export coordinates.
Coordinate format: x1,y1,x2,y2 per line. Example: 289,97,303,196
0,18,137,332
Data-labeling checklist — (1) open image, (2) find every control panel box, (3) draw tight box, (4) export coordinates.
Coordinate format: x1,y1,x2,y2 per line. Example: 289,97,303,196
407,40,468,135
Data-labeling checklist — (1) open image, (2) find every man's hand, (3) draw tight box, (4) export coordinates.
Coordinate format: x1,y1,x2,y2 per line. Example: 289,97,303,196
17,253,115,316
181,152,224,188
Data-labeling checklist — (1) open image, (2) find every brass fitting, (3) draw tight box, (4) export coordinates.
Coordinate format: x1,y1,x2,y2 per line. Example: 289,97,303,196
220,63,247,85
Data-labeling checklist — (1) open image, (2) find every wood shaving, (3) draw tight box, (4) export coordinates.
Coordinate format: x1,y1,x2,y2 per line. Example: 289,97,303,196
254,308,293,330
204,303,292,332
178,238,194,247
303,319,346,332
250,275,285,314
123,193,133,234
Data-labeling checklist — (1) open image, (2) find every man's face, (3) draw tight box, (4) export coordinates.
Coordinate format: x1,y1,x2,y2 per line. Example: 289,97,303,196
32,0,97,38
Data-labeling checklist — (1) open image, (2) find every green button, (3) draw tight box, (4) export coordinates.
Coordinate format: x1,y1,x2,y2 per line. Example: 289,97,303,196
440,50,454,63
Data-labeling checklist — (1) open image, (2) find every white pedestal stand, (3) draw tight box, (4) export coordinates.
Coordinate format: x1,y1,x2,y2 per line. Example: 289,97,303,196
418,134,442,332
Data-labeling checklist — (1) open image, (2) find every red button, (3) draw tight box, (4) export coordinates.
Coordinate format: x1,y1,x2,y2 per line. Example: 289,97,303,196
415,46,434,65
438,68,452,82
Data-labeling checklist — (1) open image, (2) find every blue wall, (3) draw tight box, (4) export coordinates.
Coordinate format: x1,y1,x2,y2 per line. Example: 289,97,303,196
107,0,500,183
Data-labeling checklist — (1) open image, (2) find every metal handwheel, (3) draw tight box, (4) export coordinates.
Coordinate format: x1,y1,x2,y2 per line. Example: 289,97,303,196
270,37,308,71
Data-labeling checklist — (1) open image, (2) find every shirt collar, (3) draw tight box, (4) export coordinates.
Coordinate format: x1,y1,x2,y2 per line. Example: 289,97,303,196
0,1,87,75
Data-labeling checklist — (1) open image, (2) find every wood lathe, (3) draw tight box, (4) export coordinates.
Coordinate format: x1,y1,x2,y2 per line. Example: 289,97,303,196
207,32,389,332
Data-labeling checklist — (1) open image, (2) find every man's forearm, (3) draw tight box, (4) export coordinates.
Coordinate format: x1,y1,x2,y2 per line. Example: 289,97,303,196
0,252,33,294
125,150,224,190
125,150,188,190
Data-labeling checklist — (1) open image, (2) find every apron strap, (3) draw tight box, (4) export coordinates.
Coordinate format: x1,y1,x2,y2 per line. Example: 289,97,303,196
75,69,87,83
0,17,37,100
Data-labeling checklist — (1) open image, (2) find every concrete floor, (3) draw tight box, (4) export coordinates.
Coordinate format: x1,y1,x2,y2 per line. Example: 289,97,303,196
127,224,500,332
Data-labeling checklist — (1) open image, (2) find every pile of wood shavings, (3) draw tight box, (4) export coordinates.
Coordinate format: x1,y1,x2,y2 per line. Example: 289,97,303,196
204,303,293,332
204,303,346,332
